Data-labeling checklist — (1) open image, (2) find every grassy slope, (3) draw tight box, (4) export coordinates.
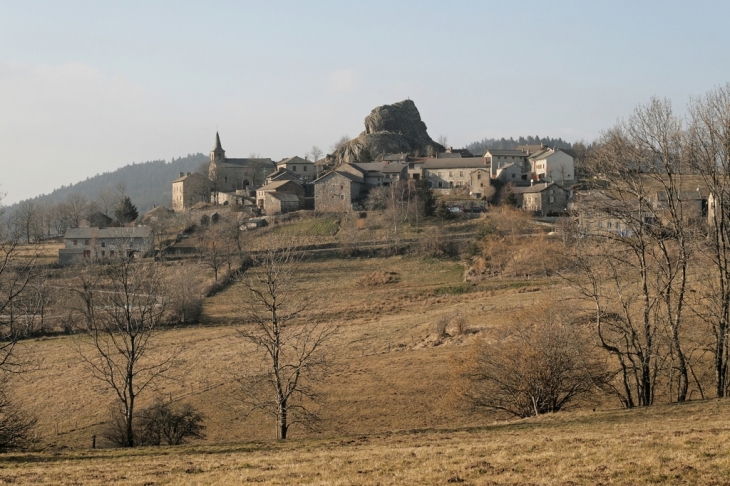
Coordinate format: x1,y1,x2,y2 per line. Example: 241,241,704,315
2,399,730,484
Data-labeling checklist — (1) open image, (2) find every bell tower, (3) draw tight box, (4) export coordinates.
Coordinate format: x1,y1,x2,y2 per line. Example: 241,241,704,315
210,131,225,164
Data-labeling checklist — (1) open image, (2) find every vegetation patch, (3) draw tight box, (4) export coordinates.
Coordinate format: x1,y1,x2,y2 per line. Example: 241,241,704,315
358,271,400,287
273,216,340,237
433,282,477,296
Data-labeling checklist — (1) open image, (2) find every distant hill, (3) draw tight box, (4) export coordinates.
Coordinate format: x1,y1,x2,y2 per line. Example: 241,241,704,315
6,153,208,216
465,136,572,155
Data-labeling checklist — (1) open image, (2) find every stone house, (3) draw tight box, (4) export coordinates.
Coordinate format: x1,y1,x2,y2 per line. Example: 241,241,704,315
263,192,301,215
276,156,316,182
485,150,529,178
59,227,153,265
422,158,489,190
469,168,492,198
512,182,569,216
265,167,301,185
380,163,408,186
339,162,388,186
172,172,210,211
256,180,304,213
528,148,574,185
313,171,365,212
494,162,522,183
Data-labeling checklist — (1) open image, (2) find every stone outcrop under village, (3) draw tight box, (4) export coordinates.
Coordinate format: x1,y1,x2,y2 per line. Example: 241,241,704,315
325,99,445,166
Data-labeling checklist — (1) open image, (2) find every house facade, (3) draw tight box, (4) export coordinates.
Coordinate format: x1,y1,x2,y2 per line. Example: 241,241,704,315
276,156,316,182
59,227,153,265
513,182,569,216
528,148,574,184
313,171,365,212
422,158,488,190
256,180,305,213
485,150,529,178
469,168,492,198
172,172,210,211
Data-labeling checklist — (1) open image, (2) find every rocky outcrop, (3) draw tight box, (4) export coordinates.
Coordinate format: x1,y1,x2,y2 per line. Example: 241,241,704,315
325,100,444,167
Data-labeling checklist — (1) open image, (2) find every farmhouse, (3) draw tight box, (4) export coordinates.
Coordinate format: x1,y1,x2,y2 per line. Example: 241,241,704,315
256,180,305,214
528,148,574,184
485,150,529,178
58,227,153,265
313,171,365,212
512,182,569,216
172,172,210,211
422,158,488,190
276,156,316,182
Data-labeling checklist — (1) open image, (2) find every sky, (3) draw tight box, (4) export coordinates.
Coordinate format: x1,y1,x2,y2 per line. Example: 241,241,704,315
2,0,730,204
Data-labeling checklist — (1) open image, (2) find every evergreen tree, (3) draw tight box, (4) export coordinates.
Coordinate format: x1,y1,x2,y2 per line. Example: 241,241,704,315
416,178,436,217
115,196,139,224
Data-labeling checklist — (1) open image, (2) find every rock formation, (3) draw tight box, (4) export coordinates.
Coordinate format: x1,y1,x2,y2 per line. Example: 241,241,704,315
324,99,445,167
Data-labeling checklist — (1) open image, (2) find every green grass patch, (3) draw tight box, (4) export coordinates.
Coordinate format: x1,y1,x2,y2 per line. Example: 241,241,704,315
273,217,341,236
433,282,477,296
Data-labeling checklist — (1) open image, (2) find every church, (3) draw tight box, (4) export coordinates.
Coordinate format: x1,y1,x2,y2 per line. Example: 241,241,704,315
208,132,276,197
172,132,277,210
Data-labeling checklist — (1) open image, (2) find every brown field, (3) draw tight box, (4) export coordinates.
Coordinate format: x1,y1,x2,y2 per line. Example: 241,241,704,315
2,398,730,484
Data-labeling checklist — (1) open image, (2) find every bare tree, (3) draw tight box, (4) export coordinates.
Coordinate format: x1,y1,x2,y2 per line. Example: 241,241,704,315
74,256,177,447
330,135,349,153
308,146,323,162
437,135,448,148
13,201,39,243
236,238,337,439
64,193,89,228
686,83,730,397
452,308,607,418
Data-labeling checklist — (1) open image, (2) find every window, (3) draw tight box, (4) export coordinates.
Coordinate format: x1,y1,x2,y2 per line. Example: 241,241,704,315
449,171,453,177
73,239,77,246
340,184,344,190
438,182,443,187
84,239,90,246
549,196,555,203
303,166,307,172
110,250,115,257
438,171,442,177
512,173,516,178
616,222,621,230
477,174,481,180
293,166,297,172
607,222,612,229
101,242,106,248
83,250,91,258
459,171,463,177
225,176,228,183
101,250,105,257
340,195,344,200
598,222,603,228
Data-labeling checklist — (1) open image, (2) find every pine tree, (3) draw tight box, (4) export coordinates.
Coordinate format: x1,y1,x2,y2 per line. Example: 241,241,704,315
115,196,139,224
416,178,436,217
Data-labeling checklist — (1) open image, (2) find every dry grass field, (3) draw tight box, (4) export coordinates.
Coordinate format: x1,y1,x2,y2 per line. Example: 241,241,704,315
2,398,730,484
9,254,557,450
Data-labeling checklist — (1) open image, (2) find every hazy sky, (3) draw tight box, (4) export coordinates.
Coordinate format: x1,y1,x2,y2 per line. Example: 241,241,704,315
2,0,730,204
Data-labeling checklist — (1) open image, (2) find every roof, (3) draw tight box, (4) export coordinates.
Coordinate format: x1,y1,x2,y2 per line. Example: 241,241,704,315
381,163,408,174
314,170,364,184
528,148,559,160
496,163,518,171
351,162,388,173
64,227,152,240
173,172,207,183
258,180,298,192
221,158,275,167
511,182,567,194
381,153,408,161
268,168,301,181
422,158,488,170
436,153,463,159
277,156,314,166
267,192,301,202
485,150,528,157
516,144,547,154
214,132,223,151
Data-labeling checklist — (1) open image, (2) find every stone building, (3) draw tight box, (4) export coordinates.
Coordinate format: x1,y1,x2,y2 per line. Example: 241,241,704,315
276,156,316,182
208,132,276,196
59,227,153,265
469,168,492,198
422,158,489,190
172,172,210,211
528,148,574,185
313,171,365,212
512,182,569,216
256,180,304,213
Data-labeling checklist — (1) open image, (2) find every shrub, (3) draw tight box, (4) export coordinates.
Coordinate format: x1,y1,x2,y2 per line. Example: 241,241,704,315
358,271,400,286
0,388,36,452
138,401,206,446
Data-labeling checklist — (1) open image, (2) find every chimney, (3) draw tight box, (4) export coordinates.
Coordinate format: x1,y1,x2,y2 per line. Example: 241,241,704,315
179,172,184,177
531,179,534,186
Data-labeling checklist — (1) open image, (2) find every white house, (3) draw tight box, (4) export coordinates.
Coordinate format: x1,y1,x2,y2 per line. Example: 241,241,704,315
528,148,574,185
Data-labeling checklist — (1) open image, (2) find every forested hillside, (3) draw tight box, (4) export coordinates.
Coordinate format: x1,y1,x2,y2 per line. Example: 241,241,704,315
6,153,207,215
465,135,573,155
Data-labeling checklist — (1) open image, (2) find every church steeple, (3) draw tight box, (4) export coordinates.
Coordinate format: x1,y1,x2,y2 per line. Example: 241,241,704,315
210,131,225,165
